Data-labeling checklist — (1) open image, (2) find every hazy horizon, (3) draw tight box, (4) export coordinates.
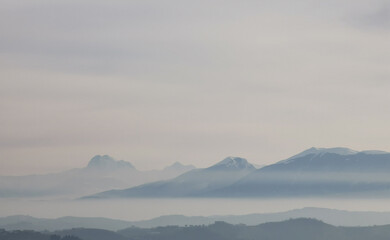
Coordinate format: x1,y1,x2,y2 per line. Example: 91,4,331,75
4,198,390,221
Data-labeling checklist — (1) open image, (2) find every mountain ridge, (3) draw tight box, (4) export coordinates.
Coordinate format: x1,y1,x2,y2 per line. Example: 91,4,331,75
208,157,255,171
85,148,390,199
84,157,256,199
86,155,136,171
0,155,196,198
282,147,389,164
6,218,390,240
6,207,390,231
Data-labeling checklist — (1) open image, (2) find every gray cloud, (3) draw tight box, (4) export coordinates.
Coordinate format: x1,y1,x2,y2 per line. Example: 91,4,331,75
350,3,390,30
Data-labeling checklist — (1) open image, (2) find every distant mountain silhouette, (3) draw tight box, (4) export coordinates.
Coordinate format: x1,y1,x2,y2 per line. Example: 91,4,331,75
86,155,135,171
0,155,195,198
85,148,390,198
84,157,255,198
216,147,390,197
263,147,390,172
163,162,196,172
207,157,255,171
4,147,390,199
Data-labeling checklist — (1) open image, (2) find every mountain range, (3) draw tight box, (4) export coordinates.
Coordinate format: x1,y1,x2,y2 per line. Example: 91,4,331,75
216,147,390,197
85,156,256,198
0,155,195,198
3,147,390,199
85,147,390,199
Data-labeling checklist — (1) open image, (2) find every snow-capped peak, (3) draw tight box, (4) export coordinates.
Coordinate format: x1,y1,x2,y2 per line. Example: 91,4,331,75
209,156,256,170
279,147,389,164
297,147,358,157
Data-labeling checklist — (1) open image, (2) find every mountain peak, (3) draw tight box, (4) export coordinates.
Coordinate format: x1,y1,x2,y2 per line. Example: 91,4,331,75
87,155,135,170
208,157,255,171
278,147,390,165
284,147,358,163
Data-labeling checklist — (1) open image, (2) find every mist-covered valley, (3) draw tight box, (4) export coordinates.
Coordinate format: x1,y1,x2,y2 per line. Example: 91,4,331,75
3,147,390,228
5,148,390,239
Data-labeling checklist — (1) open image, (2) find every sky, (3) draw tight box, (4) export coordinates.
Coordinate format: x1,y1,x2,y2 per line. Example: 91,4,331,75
0,0,389,175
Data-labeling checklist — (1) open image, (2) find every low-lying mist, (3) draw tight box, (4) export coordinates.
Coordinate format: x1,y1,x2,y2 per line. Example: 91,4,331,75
2,197,390,222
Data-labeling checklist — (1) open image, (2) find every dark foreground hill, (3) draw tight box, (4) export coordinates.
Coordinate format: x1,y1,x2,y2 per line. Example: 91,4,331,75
5,218,390,240
0,229,81,240
117,219,390,240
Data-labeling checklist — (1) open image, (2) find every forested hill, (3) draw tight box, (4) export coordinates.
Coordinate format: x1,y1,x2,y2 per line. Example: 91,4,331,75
0,229,81,240
4,218,390,240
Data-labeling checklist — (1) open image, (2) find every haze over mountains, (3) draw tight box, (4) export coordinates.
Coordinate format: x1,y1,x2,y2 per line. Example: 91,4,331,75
218,147,390,197
3,147,390,199
86,147,390,199
0,155,195,198
4,147,390,239
86,156,256,198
